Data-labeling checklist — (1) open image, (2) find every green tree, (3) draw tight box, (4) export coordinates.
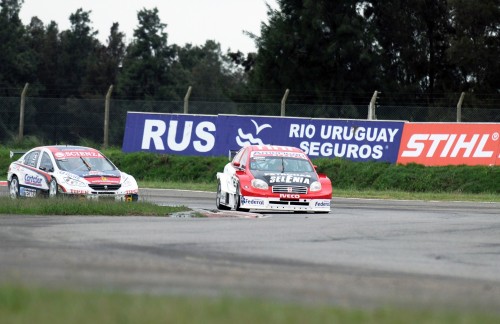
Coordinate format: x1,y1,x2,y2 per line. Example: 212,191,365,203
25,18,60,97
83,22,126,96
365,1,452,96
117,7,177,100
249,0,379,108
176,40,246,102
57,8,101,97
0,0,33,95
447,0,500,93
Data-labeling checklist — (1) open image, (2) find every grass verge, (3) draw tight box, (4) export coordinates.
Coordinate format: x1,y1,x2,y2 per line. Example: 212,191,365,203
1,285,499,324
138,181,500,203
0,197,189,216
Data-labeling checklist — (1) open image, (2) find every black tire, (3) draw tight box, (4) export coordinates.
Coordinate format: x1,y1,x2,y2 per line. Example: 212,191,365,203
48,178,58,198
234,183,249,212
9,176,20,199
216,181,231,210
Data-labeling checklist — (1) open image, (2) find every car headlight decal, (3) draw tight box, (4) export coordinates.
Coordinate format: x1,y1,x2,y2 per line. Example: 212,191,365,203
251,179,268,190
310,181,322,192
62,176,86,187
122,176,134,188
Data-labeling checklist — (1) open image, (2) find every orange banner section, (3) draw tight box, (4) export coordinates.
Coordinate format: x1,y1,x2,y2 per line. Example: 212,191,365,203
397,123,500,166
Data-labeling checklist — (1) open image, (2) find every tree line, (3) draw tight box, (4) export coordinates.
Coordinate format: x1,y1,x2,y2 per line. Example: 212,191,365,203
1,0,499,106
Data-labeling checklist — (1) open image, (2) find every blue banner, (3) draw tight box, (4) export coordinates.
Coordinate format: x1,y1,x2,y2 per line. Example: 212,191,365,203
122,112,405,162
122,113,218,155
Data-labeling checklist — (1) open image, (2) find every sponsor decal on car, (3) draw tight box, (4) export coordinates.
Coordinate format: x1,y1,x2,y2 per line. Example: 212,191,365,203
314,201,331,207
24,174,43,186
70,189,89,194
269,175,311,184
251,150,307,159
54,151,103,159
241,197,265,205
280,194,300,199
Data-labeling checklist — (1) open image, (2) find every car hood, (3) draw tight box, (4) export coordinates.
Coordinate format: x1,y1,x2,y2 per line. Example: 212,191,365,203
64,170,123,184
250,170,318,187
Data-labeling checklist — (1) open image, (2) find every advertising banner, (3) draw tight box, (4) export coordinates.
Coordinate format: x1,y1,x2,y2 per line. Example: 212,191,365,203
216,115,405,162
397,123,500,166
122,112,405,162
122,112,218,155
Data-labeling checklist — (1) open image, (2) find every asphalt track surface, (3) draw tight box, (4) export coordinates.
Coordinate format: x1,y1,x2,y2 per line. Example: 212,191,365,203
1,186,500,312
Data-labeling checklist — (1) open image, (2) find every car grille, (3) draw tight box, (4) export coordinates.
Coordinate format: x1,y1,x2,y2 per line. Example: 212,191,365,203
272,185,308,194
88,184,121,191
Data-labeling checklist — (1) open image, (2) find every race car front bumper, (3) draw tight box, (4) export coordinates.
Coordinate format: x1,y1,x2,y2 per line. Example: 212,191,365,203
239,196,331,212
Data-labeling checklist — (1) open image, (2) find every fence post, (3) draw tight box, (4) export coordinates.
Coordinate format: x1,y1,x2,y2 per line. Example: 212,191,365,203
367,90,378,120
103,85,113,149
19,83,29,141
184,86,192,114
281,89,289,116
456,92,465,123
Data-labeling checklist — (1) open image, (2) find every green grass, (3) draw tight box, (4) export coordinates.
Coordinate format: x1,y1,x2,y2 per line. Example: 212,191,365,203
0,197,189,216
138,180,500,203
1,285,499,324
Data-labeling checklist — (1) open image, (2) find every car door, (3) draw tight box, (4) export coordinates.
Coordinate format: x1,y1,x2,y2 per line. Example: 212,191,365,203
19,150,50,195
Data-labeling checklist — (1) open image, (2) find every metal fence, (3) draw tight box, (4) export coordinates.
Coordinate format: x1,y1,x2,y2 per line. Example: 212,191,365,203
1,96,499,147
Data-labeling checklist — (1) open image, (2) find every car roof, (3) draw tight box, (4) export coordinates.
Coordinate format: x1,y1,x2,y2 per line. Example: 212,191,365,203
29,145,104,158
246,145,304,153
245,145,309,159
45,145,98,153
30,145,98,153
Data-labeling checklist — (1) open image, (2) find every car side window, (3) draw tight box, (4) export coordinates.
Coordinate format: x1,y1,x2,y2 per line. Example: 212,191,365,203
23,151,40,167
40,152,54,172
239,149,249,168
232,148,244,164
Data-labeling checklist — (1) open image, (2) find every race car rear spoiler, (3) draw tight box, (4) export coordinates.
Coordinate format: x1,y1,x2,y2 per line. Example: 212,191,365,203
9,150,26,159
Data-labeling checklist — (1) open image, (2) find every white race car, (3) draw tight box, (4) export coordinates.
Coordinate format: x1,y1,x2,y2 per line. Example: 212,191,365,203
7,145,139,201
216,145,332,213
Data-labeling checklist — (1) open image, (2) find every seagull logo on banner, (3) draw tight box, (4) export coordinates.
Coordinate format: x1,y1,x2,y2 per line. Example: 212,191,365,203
236,119,272,147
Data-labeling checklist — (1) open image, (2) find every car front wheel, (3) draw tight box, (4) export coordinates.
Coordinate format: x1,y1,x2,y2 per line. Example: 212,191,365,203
216,181,231,210
48,178,58,198
234,183,249,212
9,176,20,199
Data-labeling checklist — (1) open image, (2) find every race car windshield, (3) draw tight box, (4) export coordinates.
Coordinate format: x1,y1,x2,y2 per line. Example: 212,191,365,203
250,157,313,172
56,157,116,172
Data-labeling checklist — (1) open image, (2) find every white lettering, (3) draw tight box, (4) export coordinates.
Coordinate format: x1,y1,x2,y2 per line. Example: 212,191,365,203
474,135,494,157
289,124,300,138
401,134,428,157
167,120,192,151
451,134,478,157
402,133,495,158
288,124,315,138
141,119,166,150
193,122,216,152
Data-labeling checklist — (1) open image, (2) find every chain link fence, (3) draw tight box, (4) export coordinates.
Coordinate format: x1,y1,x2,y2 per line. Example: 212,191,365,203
1,96,499,147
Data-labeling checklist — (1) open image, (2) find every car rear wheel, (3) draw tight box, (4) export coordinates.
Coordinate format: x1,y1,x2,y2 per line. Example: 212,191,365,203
234,183,249,212
9,176,20,199
216,181,231,210
48,178,58,198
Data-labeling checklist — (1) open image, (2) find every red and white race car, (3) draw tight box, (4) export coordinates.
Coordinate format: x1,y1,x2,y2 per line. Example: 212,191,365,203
7,145,139,201
216,145,332,213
